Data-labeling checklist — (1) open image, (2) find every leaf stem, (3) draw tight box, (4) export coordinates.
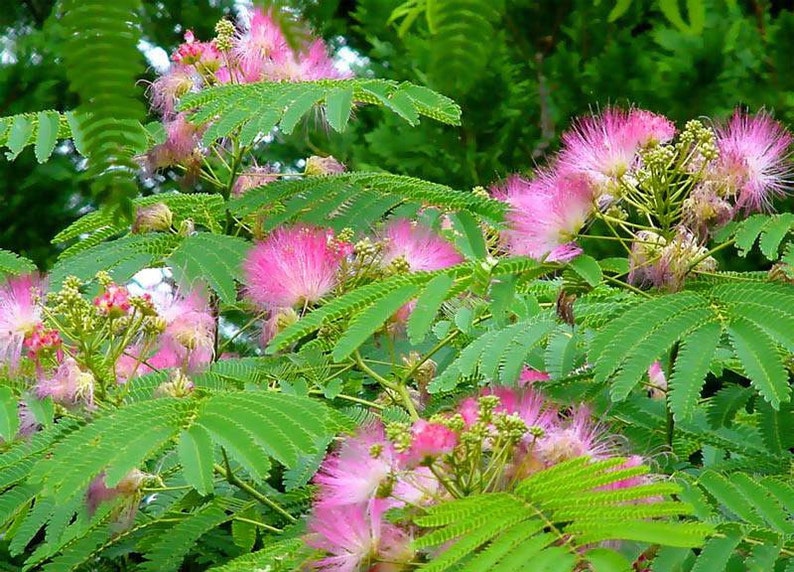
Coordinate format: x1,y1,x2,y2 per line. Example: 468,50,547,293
213,460,296,523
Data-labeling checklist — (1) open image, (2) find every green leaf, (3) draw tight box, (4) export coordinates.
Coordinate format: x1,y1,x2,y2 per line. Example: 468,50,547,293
758,213,794,259
667,320,722,421
34,111,60,163
408,274,455,344
690,532,742,572
331,283,420,361
608,0,633,21
0,249,37,277
568,254,603,287
452,210,488,259
177,425,215,496
0,387,19,441
168,233,249,305
727,317,791,409
324,87,354,132
5,115,33,160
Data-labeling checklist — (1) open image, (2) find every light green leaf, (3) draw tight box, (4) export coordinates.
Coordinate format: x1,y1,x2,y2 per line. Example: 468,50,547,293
177,425,215,496
408,274,454,344
324,87,354,132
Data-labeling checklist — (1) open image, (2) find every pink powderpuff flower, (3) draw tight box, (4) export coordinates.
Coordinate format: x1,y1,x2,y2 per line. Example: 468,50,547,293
86,470,146,529
157,289,215,355
457,387,557,436
0,274,43,371
391,466,443,507
307,499,414,572
233,8,290,82
714,110,793,213
558,108,674,196
379,219,464,272
398,420,458,468
519,366,550,386
244,225,345,310
495,172,594,262
264,39,351,82
314,422,397,507
22,323,61,361
536,405,613,465
35,357,95,407
148,67,197,118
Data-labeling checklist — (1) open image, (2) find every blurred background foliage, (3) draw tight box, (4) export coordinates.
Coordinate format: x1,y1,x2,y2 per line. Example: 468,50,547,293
2,0,794,268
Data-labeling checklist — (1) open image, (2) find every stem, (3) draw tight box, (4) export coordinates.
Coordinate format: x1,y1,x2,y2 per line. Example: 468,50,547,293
307,390,385,410
353,350,419,420
214,460,296,523
603,274,652,298
232,516,282,534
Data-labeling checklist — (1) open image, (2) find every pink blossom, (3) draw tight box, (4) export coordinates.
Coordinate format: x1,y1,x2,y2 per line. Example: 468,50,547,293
244,225,345,309
0,274,43,370
233,8,290,82
714,110,793,212
148,67,196,118
380,219,464,272
35,357,95,407
494,172,594,262
457,387,557,435
307,500,413,572
536,405,612,465
519,366,550,386
305,155,346,176
22,323,61,360
314,423,396,507
157,289,215,356
86,470,146,527
647,361,667,399
93,284,131,317
391,466,443,507
172,30,221,71
264,39,350,82
399,420,457,468
558,108,675,195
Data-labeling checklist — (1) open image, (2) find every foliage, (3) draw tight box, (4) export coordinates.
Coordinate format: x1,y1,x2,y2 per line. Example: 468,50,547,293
0,1,792,571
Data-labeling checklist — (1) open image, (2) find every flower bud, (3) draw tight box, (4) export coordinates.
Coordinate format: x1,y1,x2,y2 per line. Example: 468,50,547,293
304,155,345,176
132,203,173,233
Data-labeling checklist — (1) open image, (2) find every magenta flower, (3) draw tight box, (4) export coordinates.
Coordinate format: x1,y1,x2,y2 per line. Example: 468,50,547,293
536,405,612,465
495,172,594,262
307,500,413,572
158,290,215,354
558,108,675,195
148,68,196,118
714,110,793,212
93,284,132,317
244,225,345,310
399,420,458,468
171,30,221,70
0,274,43,370
380,219,464,272
314,423,396,507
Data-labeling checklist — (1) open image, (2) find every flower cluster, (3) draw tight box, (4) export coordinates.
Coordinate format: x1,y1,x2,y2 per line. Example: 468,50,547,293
305,385,650,570
492,108,793,290
146,8,348,173
243,219,462,345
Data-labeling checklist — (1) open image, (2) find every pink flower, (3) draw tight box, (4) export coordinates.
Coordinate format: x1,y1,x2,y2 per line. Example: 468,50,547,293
0,274,43,370
93,284,131,317
35,357,95,407
536,405,612,465
647,361,667,399
380,219,464,272
148,67,197,118
264,39,350,82
86,470,146,528
519,366,550,386
22,323,61,360
314,423,396,507
233,8,290,82
714,110,793,212
244,225,345,309
172,30,221,71
158,290,215,355
457,387,557,435
494,172,594,262
597,455,650,492
558,108,675,195
307,500,413,572
399,420,457,468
